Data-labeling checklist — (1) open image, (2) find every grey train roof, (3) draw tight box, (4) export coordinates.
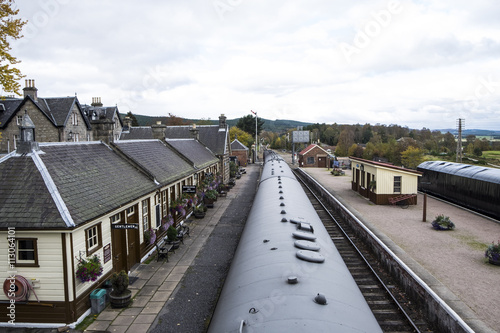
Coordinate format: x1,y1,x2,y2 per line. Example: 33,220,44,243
208,152,381,332
418,161,500,184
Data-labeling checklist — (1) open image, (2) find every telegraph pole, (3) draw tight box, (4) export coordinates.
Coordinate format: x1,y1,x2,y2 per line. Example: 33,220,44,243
456,118,464,163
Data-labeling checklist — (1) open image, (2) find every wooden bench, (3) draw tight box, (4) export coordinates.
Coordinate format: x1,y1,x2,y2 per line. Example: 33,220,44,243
177,223,190,244
155,237,174,262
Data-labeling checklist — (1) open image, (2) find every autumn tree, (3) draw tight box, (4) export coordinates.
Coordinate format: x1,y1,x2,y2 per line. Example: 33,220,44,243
229,126,253,148
401,146,424,169
166,113,185,126
1,0,27,95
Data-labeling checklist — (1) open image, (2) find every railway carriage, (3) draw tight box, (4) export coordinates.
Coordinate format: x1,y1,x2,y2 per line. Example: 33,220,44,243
417,161,500,220
208,151,382,332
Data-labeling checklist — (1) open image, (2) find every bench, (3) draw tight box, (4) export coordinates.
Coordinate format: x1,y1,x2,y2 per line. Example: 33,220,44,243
155,237,174,262
177,223,190,244
218,187,227,197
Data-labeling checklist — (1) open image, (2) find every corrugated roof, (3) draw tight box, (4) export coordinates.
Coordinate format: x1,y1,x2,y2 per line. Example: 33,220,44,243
417,161,500,184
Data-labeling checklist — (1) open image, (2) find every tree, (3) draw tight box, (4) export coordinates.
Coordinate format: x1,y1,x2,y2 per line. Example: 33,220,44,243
401,146,424,169
0,0,27,95
235,115,265,139
125,111,139,126
229,126,253,148
166,113,185,126
335,128,354,157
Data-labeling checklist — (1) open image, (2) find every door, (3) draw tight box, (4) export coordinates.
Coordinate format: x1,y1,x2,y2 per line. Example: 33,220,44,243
126,205,140,270
111,225,127,272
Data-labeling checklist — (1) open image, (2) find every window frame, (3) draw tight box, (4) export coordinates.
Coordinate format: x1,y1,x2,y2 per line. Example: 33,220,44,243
85,222,103,256
14,238,39,267
394,176,402,194
307,156,315,164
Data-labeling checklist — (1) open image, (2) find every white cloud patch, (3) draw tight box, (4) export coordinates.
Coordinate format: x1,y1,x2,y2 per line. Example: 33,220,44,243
5,0,500,130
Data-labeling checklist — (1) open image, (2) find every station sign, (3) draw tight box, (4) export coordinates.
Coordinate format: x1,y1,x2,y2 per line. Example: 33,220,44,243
111,224,139,229
182,185,197,193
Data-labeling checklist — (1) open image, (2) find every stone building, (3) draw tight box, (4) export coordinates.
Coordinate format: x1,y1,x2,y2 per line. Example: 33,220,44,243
0,81,123,154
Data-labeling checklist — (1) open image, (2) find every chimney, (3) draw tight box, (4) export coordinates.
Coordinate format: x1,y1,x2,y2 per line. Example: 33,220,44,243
123,116,132,131
17,110,39,154
219,114,227,129
151,121,166,140
190,123,200,140
91,97,103,107
23,79,38,101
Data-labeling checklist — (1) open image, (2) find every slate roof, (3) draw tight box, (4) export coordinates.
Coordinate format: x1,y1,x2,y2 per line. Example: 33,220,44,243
0,96,91,129
164,125,229,156
0,99,23,128
230,139,248,151
81,104,122,125
113,140,195,185
165,139,219,170
120,127,154,140
0,142,158,229
0,154,64,228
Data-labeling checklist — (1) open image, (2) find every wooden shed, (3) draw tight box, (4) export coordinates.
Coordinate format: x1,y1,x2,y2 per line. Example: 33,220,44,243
350,157,422,205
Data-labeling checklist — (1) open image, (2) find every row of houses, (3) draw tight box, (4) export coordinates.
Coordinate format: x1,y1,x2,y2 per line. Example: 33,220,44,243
0,82,248,326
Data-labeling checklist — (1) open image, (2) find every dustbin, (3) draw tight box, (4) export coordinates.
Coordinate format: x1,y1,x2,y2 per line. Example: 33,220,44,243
90,289,107,314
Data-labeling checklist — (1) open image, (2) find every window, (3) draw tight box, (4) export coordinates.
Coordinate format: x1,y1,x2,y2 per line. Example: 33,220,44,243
15,238,39,267
394,176,402,193
85,223,102,256
142,199,149,231
72,112,78,126
162,190,168,217
307,157,315,164
16,115,23,125
110,213,121,223
126,206,135,216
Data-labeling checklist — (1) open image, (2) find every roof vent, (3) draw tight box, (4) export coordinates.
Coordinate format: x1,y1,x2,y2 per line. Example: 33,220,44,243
281,218,288,222
287,276,298,284
280,210,286,214
280,202,285,206
279,190,283,194
314,293,327,305
279,196,284,200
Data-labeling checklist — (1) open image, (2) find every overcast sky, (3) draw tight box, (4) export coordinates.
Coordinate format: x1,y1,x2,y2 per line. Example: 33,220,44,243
8,0,500,130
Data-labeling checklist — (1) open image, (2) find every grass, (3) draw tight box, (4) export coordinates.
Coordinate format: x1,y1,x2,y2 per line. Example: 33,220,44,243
454,234,488,251
75,313,98,330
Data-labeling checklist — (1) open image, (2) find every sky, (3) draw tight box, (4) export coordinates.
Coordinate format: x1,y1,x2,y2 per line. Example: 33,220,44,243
7,0,500,130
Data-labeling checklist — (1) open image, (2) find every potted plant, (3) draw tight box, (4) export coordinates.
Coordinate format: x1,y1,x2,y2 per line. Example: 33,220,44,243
193,205,206,219
109,270,132,308
485,240,500,265
166,226,180,249
75,255,103,283
204,189,218,207
431,214,455,230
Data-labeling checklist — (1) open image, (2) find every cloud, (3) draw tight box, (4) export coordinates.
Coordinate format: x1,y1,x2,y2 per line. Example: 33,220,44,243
7,0,500,130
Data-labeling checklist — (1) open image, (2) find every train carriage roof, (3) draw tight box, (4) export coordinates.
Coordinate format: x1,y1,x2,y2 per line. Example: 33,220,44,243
417,161,500,184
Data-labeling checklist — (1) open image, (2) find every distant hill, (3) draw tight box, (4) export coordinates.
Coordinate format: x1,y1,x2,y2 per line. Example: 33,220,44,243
438,129,500,136
121,113,312,132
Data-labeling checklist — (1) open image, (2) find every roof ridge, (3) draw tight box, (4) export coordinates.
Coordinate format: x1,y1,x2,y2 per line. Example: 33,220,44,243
31,150,75,227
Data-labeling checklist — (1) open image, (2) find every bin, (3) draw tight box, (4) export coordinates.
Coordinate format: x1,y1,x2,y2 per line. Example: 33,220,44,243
90,289,107,314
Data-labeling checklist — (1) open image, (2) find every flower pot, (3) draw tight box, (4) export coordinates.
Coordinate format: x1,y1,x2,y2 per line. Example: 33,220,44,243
109,289,131,308
488,258,500,266
167,240,181,250
193,211,205,219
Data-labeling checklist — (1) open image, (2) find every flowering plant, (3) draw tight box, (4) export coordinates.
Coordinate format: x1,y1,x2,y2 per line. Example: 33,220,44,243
144,228,156,245
76,255,103,283
485,240,500,262
431,215,455,230
161,214,174,231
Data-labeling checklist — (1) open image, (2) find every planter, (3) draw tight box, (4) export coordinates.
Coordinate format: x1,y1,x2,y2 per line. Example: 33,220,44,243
109,289,131,308
193,211,205,219
488,258,500,266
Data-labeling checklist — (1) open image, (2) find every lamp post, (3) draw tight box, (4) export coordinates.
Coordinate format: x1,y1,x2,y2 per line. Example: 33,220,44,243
251,110,257,161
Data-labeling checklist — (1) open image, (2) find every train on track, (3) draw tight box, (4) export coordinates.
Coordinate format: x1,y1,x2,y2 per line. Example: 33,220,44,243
417,161,500,220
208,151,382,332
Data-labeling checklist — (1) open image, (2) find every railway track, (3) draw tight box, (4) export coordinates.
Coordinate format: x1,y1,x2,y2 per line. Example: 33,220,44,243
294,170,434,333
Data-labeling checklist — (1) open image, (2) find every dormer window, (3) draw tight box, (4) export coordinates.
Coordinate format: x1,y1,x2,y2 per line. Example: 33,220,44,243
92,112,97,121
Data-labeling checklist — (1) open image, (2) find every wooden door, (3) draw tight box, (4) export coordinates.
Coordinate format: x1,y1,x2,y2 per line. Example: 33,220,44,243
111,225,127,272
126,210,140,270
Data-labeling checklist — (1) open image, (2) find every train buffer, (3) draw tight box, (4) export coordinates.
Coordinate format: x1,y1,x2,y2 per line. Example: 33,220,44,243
388,194,417,207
